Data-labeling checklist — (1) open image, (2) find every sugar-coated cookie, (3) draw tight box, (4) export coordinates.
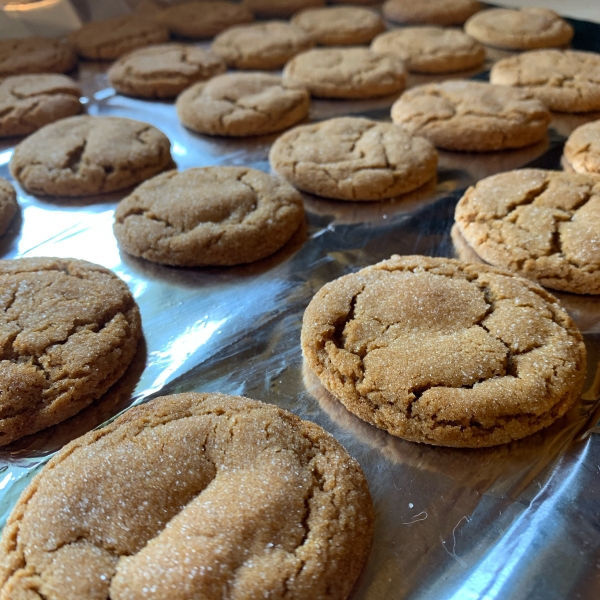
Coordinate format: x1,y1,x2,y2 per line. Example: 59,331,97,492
0,37,76,76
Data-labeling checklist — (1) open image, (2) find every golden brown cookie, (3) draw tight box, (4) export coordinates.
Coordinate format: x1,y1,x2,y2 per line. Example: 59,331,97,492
383,0,482,26
371,27,485,74
212,21,314,70
302,254,587,448
0,392,373,598
176,72,310,137
10,116,172,197
0,37,76,76
108,44,226,99
0,257,141,446
242,0,325,18
391,81,550,152
490,50,600,113
269,117,438,201
465,8,573,50
0,178,17,237
564,120,600,177
283,47,406,99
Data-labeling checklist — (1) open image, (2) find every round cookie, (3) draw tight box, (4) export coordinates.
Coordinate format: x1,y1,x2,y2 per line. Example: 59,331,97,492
0,178,17,237
212,21,314,70
269,117,438,201
464,8,573,50
301,254,587,448
455,169,600,294
10,116,172,197
0,74,81,137
68,15,169,60
114,167,305,266
283,47,406,99
0,257,141,446
242,0,325,18
291,6,385,46
371,27,485,74
176,72,310,137
160,1,254,39
0,37,76,76
108,44,226,99
0,392,373,598
564,121,600,177
391,81,550,152
490,50,600,114
382,0,483,26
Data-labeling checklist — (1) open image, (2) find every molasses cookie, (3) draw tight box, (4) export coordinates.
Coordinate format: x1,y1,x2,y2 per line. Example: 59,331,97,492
564,120,600,177
383,0,482,26
0,178,17,237
242,0,325,18
0,37,76,76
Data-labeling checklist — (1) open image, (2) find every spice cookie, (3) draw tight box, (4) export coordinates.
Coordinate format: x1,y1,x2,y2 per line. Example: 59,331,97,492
0,37,76,76
283,48,406,99
0,257,141,446
10,116,172,197
270,117,437,201
212,21,314,70
564,121,600,177
0,392,373,598
391,81,550,152
0,178,17,237
242,0,325,18
382,0,482,26
371,27,485,74
302,254,587,448
465,8,573,51
108,44,226,99
291,6,385,46
176,72,310,137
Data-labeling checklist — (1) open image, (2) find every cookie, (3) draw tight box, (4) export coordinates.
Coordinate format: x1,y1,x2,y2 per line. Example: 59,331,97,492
242,0,325,18
291,6,385,46
108,44,226,99
0,74,81,137
212,21,314,70
490,50,600,114
269,117,437,201
176,72,310,137
68,15,169,60
564,120,600,177
0,37,76,76
371,27,485,74
382,0,482,26
283,47,406,99
10,116,172,197
160,1,254,39
301,254,587,448
0,178,17,237
391,81,550,152
0,257,141,446
0,392,373,598
465,8,573,50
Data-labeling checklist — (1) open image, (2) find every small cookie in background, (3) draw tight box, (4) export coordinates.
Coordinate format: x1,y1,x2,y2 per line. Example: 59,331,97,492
564,120,600,178
10,116,172,197
391,81,550,152
465,7,573,50
371,27,485,74
491,50,600,113
0,178,17,237
0,37,76,76
108,44,226,99
383,0,483,26
212,21,314,70
269,117,438,201
283,47,406,99
242,0,325,18
176,72,310,137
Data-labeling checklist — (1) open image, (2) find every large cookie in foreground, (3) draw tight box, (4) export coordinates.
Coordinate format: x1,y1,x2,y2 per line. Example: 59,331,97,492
302,255,586,448
0,392,374,599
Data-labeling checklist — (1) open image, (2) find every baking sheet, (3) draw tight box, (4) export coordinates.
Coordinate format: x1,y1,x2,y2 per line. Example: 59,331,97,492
0,4,599,599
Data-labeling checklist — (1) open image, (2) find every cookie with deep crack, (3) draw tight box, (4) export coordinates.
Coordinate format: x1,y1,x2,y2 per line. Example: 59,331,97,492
382,0,482,26
302,254,587,448
564,120,600,177
0,178,17,237
212,21,314,70
0,257,141,445
0,37,76,76
114,167,305,266
269,117,438,201
283,47,406,99
0,392,373,598
242,0,325,18
176,72,310,137
454,169,600,294
108,44,226,99
391,81,550,152
10,115,172,197
490,50,600,113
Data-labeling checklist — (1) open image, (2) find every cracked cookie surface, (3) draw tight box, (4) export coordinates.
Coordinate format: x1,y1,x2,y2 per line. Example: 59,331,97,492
0,392,373,599
0,257,141,446
302,255,586,448
242,0,325,18
0,178,17,238
10,115,172,197
391,80,550,152
565,121,600,177
176,72,310,137
0,37,76,76
455,169,600,294
114,166,305,266
382,0,483,26
269,117,438,201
